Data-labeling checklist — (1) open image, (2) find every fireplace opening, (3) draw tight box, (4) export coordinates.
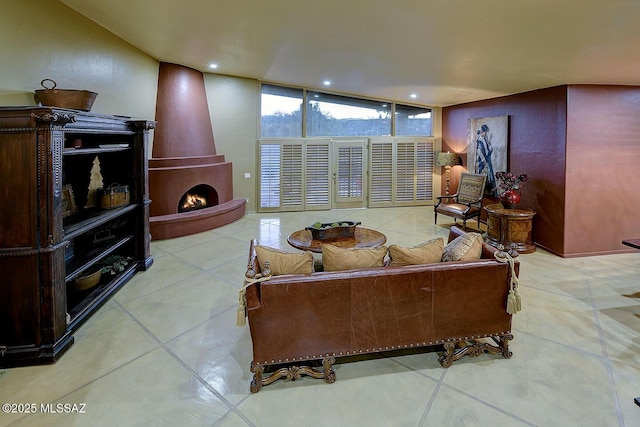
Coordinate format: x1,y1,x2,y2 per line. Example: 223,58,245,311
178,184,219,213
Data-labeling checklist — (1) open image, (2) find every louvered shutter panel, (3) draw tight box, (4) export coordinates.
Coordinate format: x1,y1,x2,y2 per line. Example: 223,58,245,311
396,138,435,205
335,141,365,203
396,141,415,203
305,141,331,209
369,139,393,207
281,143,303,208
259,143,281,209
415,141,434,201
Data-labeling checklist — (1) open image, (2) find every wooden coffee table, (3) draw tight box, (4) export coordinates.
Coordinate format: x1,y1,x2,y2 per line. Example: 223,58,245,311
287,227,387,253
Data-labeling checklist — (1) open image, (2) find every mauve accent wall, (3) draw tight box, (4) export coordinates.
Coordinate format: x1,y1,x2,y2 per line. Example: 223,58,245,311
443,85,640,257
565,85,640,256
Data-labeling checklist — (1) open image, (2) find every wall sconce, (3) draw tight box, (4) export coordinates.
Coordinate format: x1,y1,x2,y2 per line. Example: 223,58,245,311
437,151,460,195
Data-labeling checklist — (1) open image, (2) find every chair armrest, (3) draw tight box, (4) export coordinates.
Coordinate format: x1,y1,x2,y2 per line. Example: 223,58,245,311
436,194,457,201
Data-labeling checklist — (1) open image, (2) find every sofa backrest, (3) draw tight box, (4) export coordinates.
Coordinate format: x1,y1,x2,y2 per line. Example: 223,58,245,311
245,256,513,364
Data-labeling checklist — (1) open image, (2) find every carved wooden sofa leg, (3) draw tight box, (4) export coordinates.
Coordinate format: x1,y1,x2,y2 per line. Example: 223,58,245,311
438,334,514,368
250,357,337,393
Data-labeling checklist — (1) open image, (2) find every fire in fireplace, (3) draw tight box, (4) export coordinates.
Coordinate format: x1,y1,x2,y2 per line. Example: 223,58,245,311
178,184,219,213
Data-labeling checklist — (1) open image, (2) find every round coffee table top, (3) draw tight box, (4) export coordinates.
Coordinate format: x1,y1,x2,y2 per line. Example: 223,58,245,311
287,227,387,253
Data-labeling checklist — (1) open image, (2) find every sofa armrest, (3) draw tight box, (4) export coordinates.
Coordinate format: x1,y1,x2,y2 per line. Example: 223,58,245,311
448,226,467,242
248,239,261,274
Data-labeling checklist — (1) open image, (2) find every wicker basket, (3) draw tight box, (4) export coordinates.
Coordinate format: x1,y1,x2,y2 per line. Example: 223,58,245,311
100,184,130,209
74,269,102,292
34,79,97,111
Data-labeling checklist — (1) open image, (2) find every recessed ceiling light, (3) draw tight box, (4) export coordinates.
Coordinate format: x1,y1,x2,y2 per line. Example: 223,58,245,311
323,80,331,86
410,93,417,99
209,63,219,69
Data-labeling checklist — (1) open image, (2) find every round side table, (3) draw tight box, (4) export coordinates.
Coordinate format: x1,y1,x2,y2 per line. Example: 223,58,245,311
484,204,537,254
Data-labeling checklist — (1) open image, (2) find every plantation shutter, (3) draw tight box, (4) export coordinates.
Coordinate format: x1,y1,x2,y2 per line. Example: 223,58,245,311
415,141,434,201
334,139,365,205
259,137,433,212
304,140,331,209
369,138,394,207
396,141,416,203
281,143,303,208
259,143,281,209
259,140,304,210
395,138,434,205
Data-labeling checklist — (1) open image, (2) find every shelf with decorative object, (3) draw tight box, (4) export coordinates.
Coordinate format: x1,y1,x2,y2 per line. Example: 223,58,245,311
0,106,154,367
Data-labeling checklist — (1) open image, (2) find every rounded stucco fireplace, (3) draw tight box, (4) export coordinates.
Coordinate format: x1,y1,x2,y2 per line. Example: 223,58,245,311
148,62,245,240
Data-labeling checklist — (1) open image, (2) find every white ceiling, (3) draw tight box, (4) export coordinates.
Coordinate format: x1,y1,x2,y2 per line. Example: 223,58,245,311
60,0,640,107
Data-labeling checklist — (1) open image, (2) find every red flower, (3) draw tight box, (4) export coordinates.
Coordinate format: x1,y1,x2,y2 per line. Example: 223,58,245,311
494,171,528,197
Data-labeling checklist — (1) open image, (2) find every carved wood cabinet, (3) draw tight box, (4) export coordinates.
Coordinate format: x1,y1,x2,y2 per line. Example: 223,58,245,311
0,107,154,367
484,203,537,254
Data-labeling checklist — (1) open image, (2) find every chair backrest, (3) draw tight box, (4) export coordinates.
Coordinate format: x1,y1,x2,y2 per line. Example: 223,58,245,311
456,173,487,204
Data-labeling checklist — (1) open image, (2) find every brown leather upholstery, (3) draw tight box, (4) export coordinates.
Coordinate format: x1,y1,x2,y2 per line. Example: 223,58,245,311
434,172,487,228
244,226,517,391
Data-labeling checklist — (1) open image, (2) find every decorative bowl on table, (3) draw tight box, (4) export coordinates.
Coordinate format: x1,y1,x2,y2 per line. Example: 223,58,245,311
305,221,361,240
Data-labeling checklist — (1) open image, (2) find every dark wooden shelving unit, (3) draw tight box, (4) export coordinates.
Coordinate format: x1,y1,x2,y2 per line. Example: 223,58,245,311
0,107,155,367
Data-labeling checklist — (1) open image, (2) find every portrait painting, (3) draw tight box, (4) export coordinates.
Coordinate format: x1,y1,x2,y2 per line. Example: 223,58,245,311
466,115,509,196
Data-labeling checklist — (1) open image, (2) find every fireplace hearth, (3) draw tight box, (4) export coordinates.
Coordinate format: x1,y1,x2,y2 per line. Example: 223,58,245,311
148,63,245,240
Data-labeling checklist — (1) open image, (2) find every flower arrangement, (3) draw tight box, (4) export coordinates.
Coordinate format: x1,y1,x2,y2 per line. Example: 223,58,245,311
494,172,528,207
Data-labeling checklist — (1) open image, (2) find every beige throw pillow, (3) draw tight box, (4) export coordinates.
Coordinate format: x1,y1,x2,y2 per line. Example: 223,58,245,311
441,233,483,262
254,245,314,275
388,238,444,266
322,245,388,271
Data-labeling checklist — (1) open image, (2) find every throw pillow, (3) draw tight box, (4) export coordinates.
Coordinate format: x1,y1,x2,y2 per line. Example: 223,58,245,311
254,245,314,275
388,238,445,266
322,244,388,272
441,232,483,262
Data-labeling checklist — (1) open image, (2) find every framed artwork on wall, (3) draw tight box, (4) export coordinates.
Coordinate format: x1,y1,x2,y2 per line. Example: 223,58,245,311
467,115,509,196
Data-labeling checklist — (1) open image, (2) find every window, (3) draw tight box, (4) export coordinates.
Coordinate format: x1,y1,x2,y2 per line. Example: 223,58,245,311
306,91,391,137
258,84,435,212
260,83,433,138
260,85,303,138
395,104,432,136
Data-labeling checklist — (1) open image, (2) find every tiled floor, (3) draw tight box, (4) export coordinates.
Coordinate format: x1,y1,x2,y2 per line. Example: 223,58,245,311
1,207,639,426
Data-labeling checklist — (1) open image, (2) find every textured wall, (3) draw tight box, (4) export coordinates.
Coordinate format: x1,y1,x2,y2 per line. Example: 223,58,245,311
0,0,158,120
442,86,568,255
444,85,640,257
565,85,640,256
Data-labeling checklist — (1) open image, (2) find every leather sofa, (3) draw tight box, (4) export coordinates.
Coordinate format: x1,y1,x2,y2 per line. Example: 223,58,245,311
243,226,518,393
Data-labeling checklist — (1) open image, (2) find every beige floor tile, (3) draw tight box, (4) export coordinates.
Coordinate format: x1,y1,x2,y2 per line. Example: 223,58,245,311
0,302,158,426
442,332,621,427
512,285,604,356
172,236,248,270
610,360,640,427
236,356,438,427
1,207,637,426
114,253,203,304
6,348,228,427
425,385,534,426
122,271,237,342
167,308,253,406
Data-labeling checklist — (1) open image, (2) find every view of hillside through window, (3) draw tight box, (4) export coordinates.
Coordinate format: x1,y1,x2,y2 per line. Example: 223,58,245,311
260,84,432,138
